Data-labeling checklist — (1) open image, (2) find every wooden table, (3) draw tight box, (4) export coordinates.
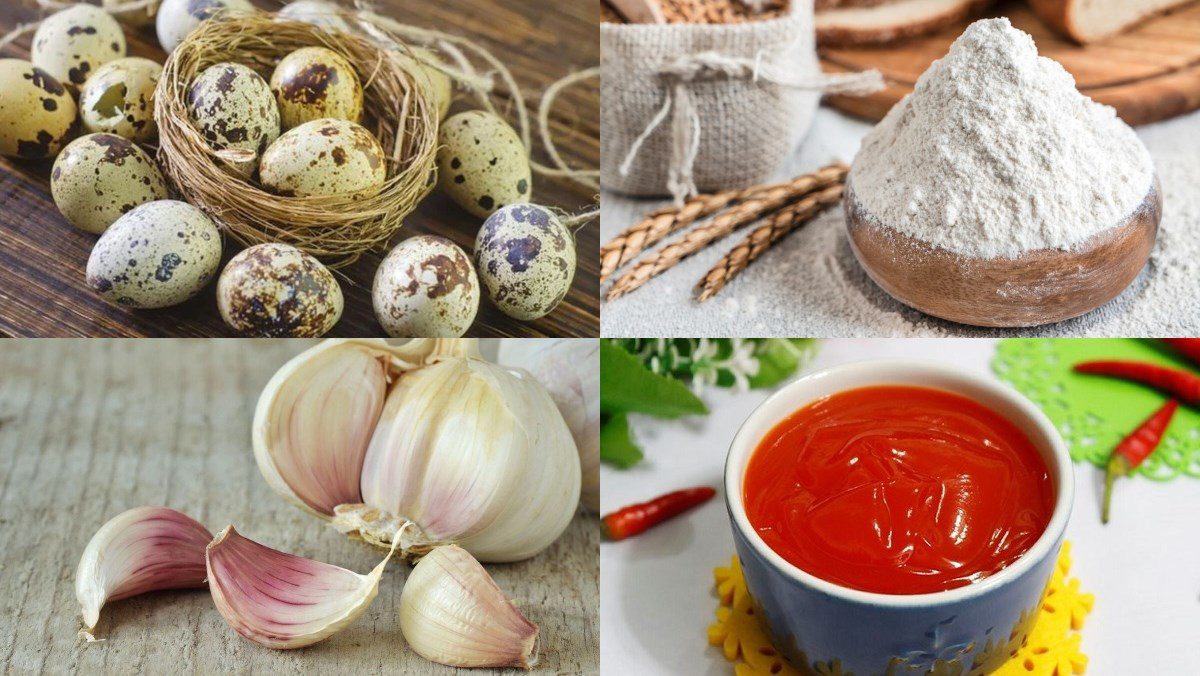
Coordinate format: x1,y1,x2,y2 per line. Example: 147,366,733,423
0,339,599,674
0,0,599,337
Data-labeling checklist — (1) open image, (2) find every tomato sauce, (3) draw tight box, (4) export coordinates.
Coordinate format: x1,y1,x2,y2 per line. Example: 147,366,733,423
743,385,1054,595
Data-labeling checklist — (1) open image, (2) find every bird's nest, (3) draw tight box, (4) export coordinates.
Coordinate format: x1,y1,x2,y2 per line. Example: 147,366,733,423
156,12,438,267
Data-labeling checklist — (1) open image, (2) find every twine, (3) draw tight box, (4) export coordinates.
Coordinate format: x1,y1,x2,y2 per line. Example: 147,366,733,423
538,66,600,190
618,50,883,204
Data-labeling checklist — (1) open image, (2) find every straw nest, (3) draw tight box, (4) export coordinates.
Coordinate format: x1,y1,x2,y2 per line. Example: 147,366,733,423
156,12,438,267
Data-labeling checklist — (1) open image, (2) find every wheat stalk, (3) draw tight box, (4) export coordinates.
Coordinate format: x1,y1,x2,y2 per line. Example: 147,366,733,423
696,183,844,301
604,163,847,301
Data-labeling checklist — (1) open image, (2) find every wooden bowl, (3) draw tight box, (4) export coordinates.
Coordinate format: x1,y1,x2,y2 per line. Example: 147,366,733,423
845,176,1162,328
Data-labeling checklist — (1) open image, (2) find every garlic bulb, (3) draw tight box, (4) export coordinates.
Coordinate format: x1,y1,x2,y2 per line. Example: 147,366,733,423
399,545,538,669
499,339,600,512
75,506,212,637
206,525,396,649
253,338,580,562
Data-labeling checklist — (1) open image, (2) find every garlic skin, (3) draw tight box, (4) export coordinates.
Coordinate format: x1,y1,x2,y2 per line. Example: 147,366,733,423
253,339,580,563
399,545,538,669
499,339,600,512
206,525,395,649
75,506,212,635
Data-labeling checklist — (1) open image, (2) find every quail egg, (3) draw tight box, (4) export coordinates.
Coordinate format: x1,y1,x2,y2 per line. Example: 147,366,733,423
278,0,352,33
0,59,78,160
437,111,531,218
103,0,158,28
157,0,256,54
86,200,223,308
270,46,363,130
217,243,343,337
79,57,163,143
31,4,126,90
373,235,479,337
398,48,452,120
475,204,575,321
260,118,386,198
52,133,168,234
187,62,280,176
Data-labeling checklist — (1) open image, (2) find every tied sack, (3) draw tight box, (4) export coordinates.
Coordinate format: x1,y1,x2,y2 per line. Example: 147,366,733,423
601,5,881,203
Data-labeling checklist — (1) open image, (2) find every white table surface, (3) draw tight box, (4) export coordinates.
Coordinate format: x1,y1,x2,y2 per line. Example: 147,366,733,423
600,338,1200,675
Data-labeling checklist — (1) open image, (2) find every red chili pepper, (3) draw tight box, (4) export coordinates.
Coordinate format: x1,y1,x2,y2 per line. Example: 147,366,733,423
1162,338,1200,367
1073,360,1200,406
1102,399,1178,524
601,486,717,541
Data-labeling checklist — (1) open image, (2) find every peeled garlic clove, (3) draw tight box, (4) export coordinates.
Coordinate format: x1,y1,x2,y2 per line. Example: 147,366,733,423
206,525,394,649
399,545,538,669
75,506,212,636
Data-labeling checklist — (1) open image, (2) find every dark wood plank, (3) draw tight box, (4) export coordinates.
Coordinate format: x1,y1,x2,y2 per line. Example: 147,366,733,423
821,1,1200,126
0,0,599,337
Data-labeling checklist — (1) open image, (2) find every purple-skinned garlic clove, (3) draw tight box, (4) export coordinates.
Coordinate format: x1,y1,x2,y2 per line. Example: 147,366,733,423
205,525,396,649
398,545,539,669
75,506,212,638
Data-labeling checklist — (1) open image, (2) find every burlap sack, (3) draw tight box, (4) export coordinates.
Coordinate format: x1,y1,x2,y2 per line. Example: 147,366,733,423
601,4,879,202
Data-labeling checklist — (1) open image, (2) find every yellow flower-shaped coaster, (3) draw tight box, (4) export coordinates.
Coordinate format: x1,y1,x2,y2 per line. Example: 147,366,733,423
707,543,1095,676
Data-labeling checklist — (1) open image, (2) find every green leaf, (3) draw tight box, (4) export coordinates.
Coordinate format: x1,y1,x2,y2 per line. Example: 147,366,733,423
601,340,708,418
600,412,643,468
748,338,818,389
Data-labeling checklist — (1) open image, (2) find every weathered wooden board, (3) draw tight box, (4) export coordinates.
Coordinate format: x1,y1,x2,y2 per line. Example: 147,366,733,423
0,0,599,337
822,1,1200,126
0,339,599,674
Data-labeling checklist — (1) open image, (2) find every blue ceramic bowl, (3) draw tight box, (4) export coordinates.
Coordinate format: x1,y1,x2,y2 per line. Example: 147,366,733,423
725,360,1074,676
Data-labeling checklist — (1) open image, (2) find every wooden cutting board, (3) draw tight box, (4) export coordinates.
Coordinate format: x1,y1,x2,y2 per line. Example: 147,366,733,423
820,1,1200,125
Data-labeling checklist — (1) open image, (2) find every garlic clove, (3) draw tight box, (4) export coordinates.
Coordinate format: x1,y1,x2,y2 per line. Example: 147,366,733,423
498,339,600,512
206,525,395,649
253,339,390,516
75,506,212,636
357,356,580,562
399,545,538,669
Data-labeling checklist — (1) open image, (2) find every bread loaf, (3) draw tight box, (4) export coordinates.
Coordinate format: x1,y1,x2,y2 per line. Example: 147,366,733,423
1029,0,1195,43
816,0,993,46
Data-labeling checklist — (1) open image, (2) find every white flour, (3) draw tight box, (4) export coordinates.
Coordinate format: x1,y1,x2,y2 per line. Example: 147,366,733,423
848,18,1153,259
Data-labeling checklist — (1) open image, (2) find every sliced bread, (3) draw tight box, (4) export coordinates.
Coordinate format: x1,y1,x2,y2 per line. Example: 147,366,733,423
1029,0,1195,43
816,0,993,47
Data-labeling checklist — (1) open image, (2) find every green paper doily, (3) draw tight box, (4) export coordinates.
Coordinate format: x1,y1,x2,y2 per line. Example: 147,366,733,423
992,339,1200,481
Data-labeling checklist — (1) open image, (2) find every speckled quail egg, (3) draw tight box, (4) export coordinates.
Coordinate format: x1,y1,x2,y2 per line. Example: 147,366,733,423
278,0,352,33
373,235,479,337
475,204,575,321
270,47,363,130
157,0,256,54
79,57,162,143
217,243,343,337
103,0,158,29
52,133,168,234
0,59,77,160
187,62,280,176
437,111,531,218
31,4,126,90
86,200,223,308
260,118,386,198
398,48,452,120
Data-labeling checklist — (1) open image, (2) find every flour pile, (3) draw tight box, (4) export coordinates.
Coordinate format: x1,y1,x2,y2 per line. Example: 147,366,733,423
848,18,1153,259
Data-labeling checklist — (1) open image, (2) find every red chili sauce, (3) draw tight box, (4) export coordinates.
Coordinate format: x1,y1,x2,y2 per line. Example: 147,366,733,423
743,385,1054,595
